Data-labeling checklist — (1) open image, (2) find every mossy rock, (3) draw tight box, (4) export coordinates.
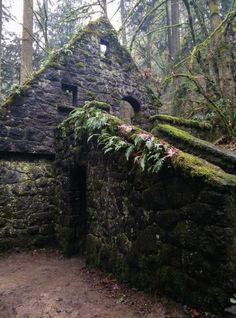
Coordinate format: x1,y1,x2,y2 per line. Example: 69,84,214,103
172,151,236,187
151,114,212,130
154,124,236,174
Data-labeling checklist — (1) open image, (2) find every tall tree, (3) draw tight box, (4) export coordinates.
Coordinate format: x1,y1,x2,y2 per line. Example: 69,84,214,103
34,0,50,50
120,0,127,46
166,0,173,61
98,0,108,17
0,0,2,98
20,0,33,84
171,0,180,56
208,0,235,124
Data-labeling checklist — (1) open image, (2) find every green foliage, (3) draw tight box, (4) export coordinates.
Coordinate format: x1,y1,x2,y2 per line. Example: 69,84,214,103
60,101,177,174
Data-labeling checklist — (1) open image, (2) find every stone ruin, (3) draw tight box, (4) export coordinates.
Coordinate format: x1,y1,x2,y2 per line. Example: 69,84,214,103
0,17,236,315
0,17,157,249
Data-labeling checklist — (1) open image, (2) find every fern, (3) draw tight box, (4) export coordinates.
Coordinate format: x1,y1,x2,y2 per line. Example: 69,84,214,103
63,101,178,174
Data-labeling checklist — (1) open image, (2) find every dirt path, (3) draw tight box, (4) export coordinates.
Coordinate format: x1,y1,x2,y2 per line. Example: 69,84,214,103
0,250,209,318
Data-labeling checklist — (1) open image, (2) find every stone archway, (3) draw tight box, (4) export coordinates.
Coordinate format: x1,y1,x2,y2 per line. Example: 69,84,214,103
119,96,141,124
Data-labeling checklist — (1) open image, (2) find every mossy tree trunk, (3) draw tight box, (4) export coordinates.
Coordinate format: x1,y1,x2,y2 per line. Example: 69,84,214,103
166,0,180,61
208,0,235,131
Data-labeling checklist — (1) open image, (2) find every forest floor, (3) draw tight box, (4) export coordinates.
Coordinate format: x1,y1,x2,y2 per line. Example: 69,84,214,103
0,250,217,318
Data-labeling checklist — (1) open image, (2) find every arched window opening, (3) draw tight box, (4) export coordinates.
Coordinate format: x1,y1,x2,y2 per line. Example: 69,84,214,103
100,39,109,57
119,96,141,124
123,96,141,112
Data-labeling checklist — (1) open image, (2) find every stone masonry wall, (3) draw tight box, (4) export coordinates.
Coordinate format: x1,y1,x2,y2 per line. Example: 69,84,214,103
56,131,236,312
0,18,159,252
0,158,58,252
0,18,158,155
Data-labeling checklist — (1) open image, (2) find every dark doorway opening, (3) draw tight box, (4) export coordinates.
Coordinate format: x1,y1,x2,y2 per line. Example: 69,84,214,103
69,165,87,253
62,83,78,106
122,96,141,112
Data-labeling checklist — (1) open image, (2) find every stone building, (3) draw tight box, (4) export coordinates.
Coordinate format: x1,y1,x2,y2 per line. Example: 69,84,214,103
0,17,236,314
0,17,157,250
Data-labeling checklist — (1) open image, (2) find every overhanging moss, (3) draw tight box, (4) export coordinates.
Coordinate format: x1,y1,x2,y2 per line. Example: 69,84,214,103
59,101,236,188
172,151,236,187
151,114,212,131
152,124,236,174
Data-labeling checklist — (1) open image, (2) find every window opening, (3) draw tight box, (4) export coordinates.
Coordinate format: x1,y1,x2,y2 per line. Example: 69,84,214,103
100,39,109,57
61,83,78,106
119,96,141,124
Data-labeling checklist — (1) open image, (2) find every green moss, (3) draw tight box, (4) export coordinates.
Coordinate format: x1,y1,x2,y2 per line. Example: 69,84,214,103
60,101,236,188
133,111,142,123
77,62,85,68
116,233,131,253
0,16,137,111
87,91,97,99
172,151,236,186
2,84,30,108
151,114,212,130
153,124,202,142
79,49,91,57
0,17,116,109
153,124,236,174
86,100,111,111
145,85,161,109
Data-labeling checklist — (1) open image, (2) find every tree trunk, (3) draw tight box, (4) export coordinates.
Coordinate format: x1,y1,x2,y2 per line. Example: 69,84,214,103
20,0,33,84
0,0,2,98
120,0,127,46
208,0,235,126
166,0,173,62
209,0,221,29
146,32,152,70
43,0,49,50
171,0,180,56
99,0,108,18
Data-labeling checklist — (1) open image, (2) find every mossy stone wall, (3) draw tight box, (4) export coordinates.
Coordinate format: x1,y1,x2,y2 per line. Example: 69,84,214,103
0,18,157,155
0,159,58,252
56,134,236,312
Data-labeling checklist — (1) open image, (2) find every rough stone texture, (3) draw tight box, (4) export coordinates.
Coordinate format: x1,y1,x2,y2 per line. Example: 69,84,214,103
55,126,236,313
0,159,58,252
0,18,158,155
0,18,159,252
